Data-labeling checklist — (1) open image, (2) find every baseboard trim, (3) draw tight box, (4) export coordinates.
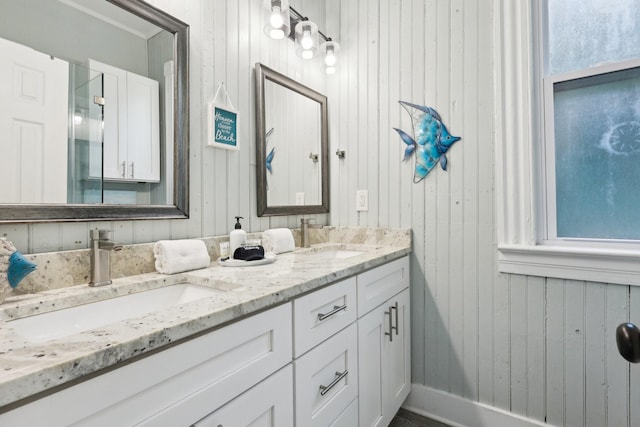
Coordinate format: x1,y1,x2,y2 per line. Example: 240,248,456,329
403,384,549,427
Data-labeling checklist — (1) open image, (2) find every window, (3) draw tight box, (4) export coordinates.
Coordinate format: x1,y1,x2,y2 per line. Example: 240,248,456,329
543,0,640,242
495,1,640,285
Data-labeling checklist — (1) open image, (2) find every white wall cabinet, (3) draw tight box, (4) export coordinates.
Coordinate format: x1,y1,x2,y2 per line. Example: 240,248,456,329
88,59,160,182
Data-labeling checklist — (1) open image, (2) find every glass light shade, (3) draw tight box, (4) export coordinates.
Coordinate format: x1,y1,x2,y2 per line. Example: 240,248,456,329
295,20,319,59
321,40,340,67
325,66,336,75
263,0,290,39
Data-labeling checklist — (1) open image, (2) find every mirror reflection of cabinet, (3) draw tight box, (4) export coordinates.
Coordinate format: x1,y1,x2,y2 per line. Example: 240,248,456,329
88,59,160,182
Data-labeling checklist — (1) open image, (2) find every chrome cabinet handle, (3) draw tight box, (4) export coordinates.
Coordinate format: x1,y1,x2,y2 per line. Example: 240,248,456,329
318,304,347,321
391,301,399,336
121,161,126,177
130,162,134,178
385,307,393,342
319,370,348,396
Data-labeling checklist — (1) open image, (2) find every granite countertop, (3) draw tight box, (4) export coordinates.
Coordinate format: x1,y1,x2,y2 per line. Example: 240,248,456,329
0,233,410,410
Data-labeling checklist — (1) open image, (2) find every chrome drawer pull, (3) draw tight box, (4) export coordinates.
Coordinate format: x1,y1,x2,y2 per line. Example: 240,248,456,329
319,370,348,396
317,304,347,321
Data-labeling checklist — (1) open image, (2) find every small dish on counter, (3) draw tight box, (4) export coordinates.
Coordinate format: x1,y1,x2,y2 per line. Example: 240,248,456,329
218,252,277,267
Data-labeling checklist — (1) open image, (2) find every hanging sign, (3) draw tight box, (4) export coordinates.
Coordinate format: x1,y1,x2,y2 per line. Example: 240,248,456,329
208,82,239,150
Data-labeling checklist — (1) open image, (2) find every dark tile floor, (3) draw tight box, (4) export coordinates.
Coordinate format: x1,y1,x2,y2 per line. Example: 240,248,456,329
389,408,452,427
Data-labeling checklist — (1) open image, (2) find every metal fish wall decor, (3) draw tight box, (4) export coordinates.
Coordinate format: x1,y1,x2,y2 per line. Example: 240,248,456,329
394,101,461,183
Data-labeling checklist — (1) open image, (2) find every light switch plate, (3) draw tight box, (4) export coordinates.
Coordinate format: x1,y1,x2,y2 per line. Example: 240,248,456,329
356,190,369,211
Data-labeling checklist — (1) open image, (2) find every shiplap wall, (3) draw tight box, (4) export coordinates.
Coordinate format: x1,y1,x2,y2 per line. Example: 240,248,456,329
2,0,640,426
326,0,640,426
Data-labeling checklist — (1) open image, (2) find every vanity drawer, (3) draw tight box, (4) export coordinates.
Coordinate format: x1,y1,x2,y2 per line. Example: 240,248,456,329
293,276,357,357
294,323,358,427
357,256,409,317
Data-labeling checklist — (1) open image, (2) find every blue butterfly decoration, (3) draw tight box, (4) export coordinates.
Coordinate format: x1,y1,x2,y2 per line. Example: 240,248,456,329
265,128,276,174
393,101,461,183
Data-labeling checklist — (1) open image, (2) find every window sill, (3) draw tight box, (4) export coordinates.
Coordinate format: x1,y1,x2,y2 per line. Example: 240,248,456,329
498,244,640,286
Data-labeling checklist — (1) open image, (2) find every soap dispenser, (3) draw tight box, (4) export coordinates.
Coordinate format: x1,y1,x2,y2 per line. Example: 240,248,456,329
229,216,247,258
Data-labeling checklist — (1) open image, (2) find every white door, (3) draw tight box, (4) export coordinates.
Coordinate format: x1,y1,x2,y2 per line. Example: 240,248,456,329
0,37,68,203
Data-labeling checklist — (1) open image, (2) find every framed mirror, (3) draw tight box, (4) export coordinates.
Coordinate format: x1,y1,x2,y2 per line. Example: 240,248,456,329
255,63,329,216
0,0,189,223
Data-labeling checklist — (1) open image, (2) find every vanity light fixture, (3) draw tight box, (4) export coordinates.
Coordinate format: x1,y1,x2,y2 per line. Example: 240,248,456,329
263,0,291,40
295,19,319,59
321,39,340,74
264,4,340,72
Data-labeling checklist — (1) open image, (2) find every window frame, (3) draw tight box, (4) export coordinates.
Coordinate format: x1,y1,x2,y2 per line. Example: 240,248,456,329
495,0,640,286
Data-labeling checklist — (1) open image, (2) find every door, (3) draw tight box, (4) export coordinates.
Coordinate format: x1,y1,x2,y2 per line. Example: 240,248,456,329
0,37,68,203
358,302,387,427
126,72,159,182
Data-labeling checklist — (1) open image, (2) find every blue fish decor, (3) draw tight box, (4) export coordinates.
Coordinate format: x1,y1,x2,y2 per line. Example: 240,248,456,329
394,101,461,183
265,127,276,174
0,238,36,295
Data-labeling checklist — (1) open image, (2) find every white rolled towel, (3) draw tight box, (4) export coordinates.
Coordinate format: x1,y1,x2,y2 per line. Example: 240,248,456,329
154,239,211,274
262,228,295,254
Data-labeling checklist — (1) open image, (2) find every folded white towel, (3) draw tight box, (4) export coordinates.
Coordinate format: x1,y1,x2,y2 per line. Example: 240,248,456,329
153,239,211,274
262,228,295,254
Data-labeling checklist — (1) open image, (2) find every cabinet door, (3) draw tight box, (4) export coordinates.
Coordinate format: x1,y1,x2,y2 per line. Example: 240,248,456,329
88,59,127,180
358,288,411,427
385,288,411,418
193,365,293,427
358,302,387,427
126,72,159,182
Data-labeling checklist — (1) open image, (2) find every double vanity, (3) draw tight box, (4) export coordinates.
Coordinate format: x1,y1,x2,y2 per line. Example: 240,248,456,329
0,228,411,427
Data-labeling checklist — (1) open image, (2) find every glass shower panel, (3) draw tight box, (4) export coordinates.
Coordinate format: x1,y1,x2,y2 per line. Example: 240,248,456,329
67,64,104,203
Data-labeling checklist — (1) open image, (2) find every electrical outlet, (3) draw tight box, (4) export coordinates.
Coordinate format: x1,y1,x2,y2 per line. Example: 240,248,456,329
356,190,369,211
295,192,305,205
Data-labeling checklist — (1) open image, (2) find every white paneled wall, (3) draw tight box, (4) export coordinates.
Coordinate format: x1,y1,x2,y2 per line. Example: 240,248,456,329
327,0,640,426
3,0,640,425
0,0,327,253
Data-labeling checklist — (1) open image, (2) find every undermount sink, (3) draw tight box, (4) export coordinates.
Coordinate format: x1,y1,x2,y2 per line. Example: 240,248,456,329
296,245,366,260
315,250,365,259
9,283,219,344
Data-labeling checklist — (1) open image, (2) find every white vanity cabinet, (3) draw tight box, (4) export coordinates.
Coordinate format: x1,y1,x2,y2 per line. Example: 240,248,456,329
0,255,411,427
357,257,411,427
88,59,160,182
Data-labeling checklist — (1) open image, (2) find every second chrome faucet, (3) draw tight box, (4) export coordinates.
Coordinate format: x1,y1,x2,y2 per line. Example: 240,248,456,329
300,218,323,248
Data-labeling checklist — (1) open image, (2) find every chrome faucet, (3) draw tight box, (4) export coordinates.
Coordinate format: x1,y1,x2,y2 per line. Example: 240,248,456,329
89,229,123,287
300,218,323,248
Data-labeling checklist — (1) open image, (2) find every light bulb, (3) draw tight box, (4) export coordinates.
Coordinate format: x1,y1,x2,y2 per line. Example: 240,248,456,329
73,114,83,125
301,29,313,49
269,6,283,28
325,66,336,75
325,50,336,66
269,28,285,39
302,49,314,59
